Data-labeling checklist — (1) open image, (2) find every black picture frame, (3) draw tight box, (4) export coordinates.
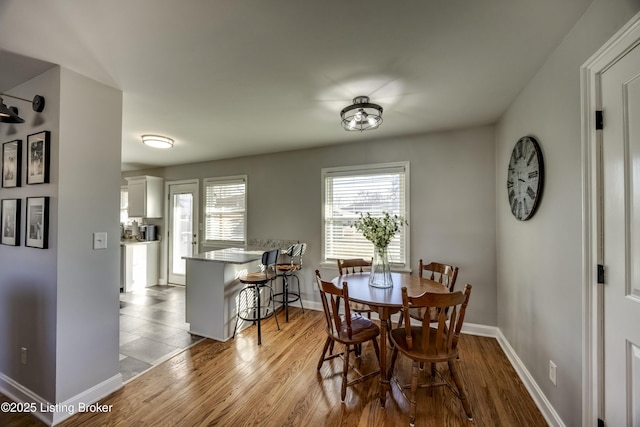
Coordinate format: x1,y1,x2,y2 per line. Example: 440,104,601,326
25,196,49,249
1,198,21,246
2,140,22,188
27,131,50,185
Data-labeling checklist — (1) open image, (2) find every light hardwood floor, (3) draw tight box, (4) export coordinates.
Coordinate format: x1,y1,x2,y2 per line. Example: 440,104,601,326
1,308,546,426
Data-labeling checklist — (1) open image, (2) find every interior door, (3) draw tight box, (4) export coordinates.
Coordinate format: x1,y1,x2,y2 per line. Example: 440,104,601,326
601,41,640,426
168,181,199,285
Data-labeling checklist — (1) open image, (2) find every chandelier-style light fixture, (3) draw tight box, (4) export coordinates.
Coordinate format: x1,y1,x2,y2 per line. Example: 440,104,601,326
141,134,174,149
0,93,46,123
340,96,383,131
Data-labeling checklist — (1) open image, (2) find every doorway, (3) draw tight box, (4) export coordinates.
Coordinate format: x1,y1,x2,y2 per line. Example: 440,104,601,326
582,12,640,426
167,180,199,285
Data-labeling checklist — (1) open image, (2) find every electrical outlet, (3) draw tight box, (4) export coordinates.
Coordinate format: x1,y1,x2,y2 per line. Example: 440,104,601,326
549,360,557,386
20,347,27,365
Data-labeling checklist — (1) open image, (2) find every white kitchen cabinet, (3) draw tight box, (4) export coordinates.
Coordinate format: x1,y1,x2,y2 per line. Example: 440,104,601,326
126,176,163,218
121,241,160,292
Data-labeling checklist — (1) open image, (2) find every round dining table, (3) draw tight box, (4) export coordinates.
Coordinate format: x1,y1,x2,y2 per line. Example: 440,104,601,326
331,271,448,407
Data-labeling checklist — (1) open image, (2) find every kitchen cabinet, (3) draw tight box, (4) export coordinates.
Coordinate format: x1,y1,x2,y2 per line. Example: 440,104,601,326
121,241,160,292
126,176,163,218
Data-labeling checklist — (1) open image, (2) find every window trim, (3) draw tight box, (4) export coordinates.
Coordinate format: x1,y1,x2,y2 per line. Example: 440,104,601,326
201,174,248,249
320,161,410,271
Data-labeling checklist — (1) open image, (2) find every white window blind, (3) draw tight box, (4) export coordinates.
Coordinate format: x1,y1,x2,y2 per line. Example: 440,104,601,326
204,176,247,245
323,163,408,265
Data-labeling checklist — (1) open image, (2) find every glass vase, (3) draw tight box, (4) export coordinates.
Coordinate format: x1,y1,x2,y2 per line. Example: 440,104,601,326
369,245,393,288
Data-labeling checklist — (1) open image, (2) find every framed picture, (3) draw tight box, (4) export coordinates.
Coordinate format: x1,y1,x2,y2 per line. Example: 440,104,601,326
27,131,50,185
25,196,49,249
1,199,21,246
2,140,22,188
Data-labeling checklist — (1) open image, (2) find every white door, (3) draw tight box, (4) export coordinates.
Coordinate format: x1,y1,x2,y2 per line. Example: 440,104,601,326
601,41,640,426
168,181,199,285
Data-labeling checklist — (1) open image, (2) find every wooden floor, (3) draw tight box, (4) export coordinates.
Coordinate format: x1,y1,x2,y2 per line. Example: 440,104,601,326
1,309,546,426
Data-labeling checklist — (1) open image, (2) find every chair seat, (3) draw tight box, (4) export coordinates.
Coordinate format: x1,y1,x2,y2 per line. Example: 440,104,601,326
276,263,300,273
390,326,458,362
330,314,380,344
240,271,275,284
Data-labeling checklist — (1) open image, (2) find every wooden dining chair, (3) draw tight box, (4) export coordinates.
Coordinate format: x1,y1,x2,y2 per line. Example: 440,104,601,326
336,258,373,319
398,260,459,328
314,270,381,401
419,260,459,291
388,284,473,425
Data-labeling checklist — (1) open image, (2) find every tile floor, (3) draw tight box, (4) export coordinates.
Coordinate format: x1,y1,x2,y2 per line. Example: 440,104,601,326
119,285,203,382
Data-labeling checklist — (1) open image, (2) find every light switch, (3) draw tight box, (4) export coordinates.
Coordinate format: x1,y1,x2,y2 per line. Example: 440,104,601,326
93,232,108,250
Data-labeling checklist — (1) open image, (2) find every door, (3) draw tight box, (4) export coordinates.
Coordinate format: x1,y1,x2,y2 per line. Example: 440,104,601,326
601,41,640,426
168,181,199,285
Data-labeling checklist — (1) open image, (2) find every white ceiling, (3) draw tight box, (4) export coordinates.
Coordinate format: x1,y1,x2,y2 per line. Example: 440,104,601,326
0,0,594,171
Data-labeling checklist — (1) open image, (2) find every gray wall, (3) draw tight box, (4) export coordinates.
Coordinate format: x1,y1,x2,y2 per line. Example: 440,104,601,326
125,125,497,326
56,68,122,402
0,66,122,408
496,1,640,425
0,67,60,403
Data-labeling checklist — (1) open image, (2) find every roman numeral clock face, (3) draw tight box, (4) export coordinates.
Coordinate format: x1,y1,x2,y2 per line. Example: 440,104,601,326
507,136,544,221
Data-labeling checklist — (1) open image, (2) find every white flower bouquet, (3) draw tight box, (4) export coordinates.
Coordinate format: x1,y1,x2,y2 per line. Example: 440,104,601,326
352,212,407,248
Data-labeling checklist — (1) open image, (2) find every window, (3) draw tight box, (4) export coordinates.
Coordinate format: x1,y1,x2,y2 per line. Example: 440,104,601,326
203,175,247,247
322,162,409,268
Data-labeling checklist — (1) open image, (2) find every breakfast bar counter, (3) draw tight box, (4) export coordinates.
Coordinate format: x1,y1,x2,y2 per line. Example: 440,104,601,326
184,248,265,341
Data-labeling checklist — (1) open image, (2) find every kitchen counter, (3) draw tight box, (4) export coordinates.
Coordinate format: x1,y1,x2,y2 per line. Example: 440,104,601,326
120,239,159,245
184,247,267,341
120,240,160,292
183,247,265,264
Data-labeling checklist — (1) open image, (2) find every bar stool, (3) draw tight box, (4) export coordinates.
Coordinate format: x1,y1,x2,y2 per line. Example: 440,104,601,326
274,242,306,322
233,249,280,345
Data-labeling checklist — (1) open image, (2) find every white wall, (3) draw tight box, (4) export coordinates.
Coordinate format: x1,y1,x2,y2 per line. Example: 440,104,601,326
496,0,640,425
125,125,497,326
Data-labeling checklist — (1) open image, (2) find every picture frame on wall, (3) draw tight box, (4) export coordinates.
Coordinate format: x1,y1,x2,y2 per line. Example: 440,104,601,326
1,198,21,246
25,196,49,249
27,131,50,185
2,140,22,188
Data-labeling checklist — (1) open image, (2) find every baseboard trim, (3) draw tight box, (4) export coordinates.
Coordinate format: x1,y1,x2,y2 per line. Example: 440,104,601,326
0,372,123,426
496,329,565,427
303,300,498,338
0,373,54,425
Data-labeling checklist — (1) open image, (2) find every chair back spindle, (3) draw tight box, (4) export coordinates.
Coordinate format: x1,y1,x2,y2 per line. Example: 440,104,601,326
337,258,372,275
419,259,459,292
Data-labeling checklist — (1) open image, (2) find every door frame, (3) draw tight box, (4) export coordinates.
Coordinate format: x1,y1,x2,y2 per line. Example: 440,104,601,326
581,11,640,425
165,179,199,285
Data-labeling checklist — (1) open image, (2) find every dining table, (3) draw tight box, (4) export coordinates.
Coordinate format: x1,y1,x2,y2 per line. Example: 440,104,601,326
331,271,449,407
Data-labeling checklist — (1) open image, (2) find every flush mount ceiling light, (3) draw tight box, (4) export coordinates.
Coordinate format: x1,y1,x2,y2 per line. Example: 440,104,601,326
0,93,45,124
141,134,174,149
340,95,383,132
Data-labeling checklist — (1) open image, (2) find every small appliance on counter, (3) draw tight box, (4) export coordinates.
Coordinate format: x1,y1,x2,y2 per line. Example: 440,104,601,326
140,225,158,241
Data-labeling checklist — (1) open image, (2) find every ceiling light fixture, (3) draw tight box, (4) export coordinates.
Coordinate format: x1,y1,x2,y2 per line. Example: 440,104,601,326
340,96,383,132
141,134,174,149
0,93,45,124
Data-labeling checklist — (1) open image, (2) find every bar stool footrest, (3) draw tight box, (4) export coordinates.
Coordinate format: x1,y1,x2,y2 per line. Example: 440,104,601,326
273,292,302,304
237,306,277,322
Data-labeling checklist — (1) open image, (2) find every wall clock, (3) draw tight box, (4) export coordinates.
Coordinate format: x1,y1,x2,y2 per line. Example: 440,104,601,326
507,136,544,221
